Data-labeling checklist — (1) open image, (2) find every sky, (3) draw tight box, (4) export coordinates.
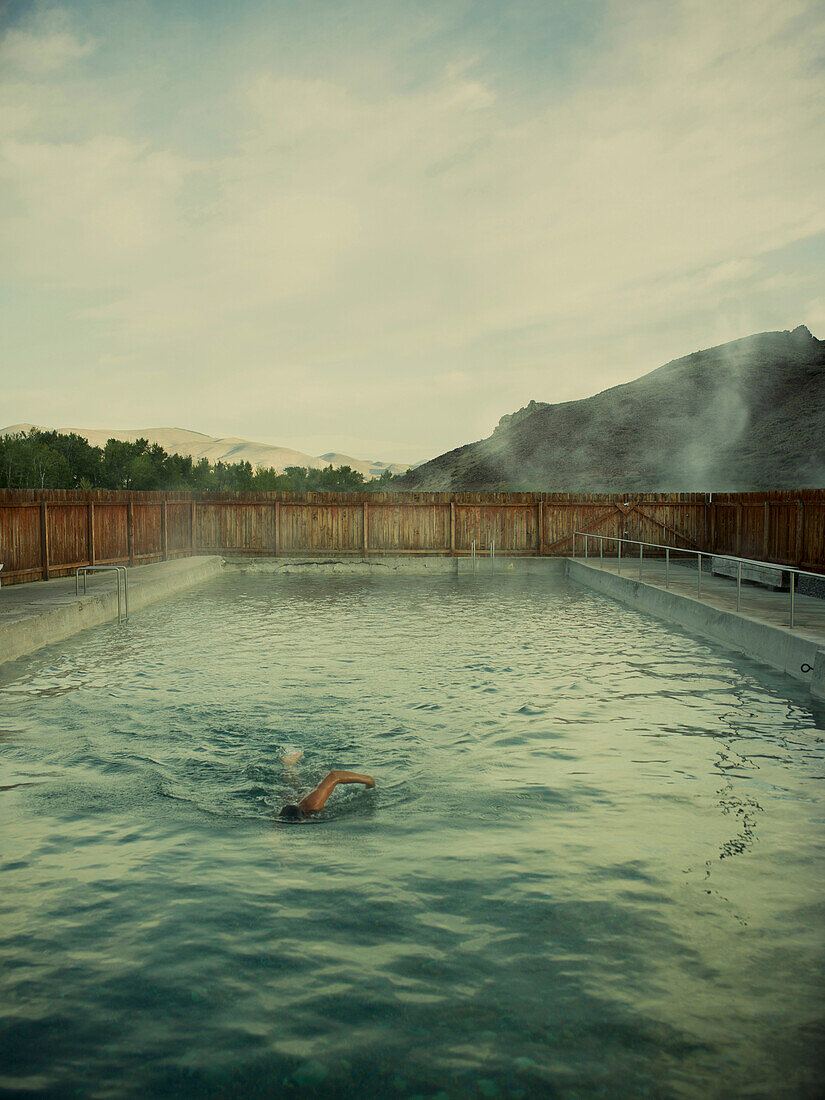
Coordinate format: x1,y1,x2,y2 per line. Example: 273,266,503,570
1,0,824,464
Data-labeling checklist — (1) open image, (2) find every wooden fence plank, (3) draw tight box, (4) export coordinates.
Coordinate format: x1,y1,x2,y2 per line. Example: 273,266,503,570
40,502,49,580
88,503,96,566
2,490,825,584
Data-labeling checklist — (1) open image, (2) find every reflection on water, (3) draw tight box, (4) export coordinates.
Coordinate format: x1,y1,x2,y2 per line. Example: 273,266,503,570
1,572,824,1098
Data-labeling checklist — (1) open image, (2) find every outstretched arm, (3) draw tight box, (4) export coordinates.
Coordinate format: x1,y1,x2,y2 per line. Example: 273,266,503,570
299,770,375,814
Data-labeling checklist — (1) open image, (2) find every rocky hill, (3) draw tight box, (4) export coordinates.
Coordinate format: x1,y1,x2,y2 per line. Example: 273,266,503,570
396,325,825,491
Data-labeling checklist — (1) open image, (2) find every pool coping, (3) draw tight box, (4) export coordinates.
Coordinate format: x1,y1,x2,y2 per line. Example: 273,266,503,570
566,558,825,701
0,556,224,668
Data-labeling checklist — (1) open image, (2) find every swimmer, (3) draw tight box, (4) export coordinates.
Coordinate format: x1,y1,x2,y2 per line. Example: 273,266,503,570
279,769,375,820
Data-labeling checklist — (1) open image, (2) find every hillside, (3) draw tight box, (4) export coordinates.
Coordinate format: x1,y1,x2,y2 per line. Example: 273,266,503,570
0,426,411,480
396,325,825,491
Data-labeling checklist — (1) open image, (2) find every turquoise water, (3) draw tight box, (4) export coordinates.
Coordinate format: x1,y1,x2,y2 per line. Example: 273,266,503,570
1,571,824,1099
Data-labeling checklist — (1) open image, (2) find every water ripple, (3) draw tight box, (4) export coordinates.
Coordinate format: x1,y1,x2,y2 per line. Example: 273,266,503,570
0,572,823,1098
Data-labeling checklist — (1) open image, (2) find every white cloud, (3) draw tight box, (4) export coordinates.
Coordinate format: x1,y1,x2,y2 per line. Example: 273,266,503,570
805,296,825,332
0,12,93,74
0,0,823,455
0,135,194,283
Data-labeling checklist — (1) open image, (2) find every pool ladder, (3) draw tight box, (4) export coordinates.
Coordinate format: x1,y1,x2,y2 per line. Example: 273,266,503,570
75,565,129,624
468,539,495,572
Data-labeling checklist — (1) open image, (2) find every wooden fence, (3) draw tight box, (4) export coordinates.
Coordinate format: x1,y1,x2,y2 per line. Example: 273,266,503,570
1,489,824,585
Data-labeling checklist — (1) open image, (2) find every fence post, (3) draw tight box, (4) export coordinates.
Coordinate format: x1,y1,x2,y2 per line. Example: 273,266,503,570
795,501,804,566
40,501,50,581
736,503,743,557
363,502,369,556
762,501,770,560
274,502,280,556
127,501,135,566
538,502,544,556
190,502,195,555
161,500,168,561
87,502,96,567
450,501,456,555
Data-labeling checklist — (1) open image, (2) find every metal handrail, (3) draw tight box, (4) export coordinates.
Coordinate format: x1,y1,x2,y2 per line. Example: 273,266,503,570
75,565,128,624
572,531,824,630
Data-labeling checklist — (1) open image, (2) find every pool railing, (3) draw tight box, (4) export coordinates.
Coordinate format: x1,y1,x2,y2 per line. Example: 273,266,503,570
572,531,825,629
75,565,129,624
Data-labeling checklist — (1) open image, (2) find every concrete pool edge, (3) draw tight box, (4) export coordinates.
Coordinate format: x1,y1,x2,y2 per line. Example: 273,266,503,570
566,558,825,699
222,555,568,575
0,556,224,668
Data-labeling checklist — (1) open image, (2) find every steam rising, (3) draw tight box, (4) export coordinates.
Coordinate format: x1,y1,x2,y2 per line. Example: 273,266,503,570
399,326,825,491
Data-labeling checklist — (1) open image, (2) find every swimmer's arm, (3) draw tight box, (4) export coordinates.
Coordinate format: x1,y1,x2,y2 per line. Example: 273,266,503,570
298,770,376,814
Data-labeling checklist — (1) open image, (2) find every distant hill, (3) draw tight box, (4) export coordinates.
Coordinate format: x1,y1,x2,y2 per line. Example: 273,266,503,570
396,325,825,491
0,425,411,480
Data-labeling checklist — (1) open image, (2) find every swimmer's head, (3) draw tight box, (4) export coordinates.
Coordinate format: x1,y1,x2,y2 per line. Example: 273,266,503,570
279,804,306,821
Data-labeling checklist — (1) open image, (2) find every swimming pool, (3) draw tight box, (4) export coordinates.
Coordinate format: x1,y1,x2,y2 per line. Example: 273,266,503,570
1,571,823,1098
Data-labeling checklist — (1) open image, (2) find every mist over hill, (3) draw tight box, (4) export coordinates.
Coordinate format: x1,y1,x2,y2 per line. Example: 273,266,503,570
396,326,825,491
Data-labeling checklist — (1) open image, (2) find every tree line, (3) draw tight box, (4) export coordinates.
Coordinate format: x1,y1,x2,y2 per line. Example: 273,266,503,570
0,428,400,492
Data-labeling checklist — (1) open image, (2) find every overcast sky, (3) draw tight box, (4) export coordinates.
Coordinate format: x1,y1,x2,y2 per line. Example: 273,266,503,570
1,0,824,463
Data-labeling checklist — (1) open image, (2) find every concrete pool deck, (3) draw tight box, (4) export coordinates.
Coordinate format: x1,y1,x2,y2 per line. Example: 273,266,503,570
0,556,223,668
567,557,825,701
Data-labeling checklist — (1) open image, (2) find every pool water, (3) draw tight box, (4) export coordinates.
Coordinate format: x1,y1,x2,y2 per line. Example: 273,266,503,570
1,571,823,1098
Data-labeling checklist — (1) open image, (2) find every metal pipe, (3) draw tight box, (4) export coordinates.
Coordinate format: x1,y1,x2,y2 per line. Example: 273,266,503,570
567,531,821,614
74,564,128,624
737,560,741,611
790,573,795,628
567,531,822,582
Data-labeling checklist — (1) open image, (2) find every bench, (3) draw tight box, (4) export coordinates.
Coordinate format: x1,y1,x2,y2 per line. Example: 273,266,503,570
711,556,789,590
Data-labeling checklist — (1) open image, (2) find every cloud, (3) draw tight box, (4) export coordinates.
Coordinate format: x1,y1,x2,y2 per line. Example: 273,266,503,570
0,9,93,74
1,135,194,284
0,0,824,455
